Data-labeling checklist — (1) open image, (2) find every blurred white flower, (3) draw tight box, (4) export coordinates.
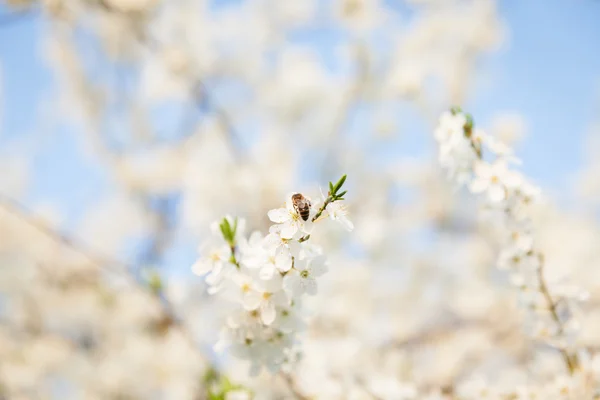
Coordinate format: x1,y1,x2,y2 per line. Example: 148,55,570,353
268,195,314,239
326,201,354,231
283,255,327,297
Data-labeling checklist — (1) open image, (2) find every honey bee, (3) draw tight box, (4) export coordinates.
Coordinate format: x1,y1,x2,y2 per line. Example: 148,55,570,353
291,193,312,221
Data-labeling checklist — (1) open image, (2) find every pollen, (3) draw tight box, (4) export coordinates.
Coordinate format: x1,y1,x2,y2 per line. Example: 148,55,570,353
241,283,251,292
262,292,272,300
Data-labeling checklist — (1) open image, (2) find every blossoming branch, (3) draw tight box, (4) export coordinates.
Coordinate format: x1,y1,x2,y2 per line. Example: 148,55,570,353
192,175,353,376
434,108,587,374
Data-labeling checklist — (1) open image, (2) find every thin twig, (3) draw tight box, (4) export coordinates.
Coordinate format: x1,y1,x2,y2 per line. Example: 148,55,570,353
0,193,130,278
536,254,578,374
463,126,579,375
281,372,311,400
0,193,204,360
193,81,244,162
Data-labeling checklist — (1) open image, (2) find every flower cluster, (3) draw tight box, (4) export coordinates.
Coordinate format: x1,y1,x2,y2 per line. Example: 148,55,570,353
435,108,587,373
192,175,352,375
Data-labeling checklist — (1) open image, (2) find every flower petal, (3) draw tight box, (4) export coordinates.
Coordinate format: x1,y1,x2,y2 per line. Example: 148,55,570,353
261,301,276,325
268,208,289,223
287,240,301,258
275,251,292,272
474,161,493,178
242,291,261,310
191,259,212,275
308,255,328,277
259,265,275,280
261,273,283,292
340,217,354,232
279,221,298,239
488,185,506,203
469,178,488,194
304,277,318,296
283,272,303,297
301,219,314,234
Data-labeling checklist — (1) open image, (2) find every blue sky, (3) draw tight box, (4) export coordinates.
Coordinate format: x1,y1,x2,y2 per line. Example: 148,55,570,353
472,0,600,194
1,0,600,217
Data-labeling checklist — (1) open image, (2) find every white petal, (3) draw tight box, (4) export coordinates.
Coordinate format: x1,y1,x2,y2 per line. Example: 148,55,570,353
469,178,488,194
211,261,225,278
214,339,229,353
275,251,292,272
308,255,328,277
263,233,281,250
261,301,276,325
283,273,303,297
285,196,296,213
503,171,523,189
287,240,301,258
271,290,289,306
191,259,212,275
242,291,261,310
262,273,283,292
279,221,298,239
268,208,289,223
207,285,221,294
340,217,354,232
301,219,314,234
488,185,506,203
248,231,263,246
248,363,261,377
293,257,308,271
474,161,492,178
205,271,222,287
304,277,318,296
259,265,275,280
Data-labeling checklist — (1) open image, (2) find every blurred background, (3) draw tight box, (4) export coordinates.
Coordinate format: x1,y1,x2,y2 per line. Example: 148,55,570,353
1,0,600,399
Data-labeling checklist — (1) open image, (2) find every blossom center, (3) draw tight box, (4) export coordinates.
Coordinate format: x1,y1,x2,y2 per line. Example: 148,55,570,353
300,270,309,279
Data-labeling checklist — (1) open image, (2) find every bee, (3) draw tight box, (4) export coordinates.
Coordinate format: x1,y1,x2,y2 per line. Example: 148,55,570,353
291,193,312,221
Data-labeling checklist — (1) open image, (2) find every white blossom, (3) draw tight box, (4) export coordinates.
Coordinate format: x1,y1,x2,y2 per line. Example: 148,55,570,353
326,201,354,231
267,195,314,239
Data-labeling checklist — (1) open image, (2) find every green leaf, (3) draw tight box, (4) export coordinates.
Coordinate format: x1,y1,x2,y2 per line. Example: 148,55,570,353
219,222,227,239
232,217,238,237
333,174,347,193
450,106,462,115
465,113,474,128
224,218,232,236
298,234,310,243
329,181,334,194
147,272,162,294
219,217,237,244
336,190,347,198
